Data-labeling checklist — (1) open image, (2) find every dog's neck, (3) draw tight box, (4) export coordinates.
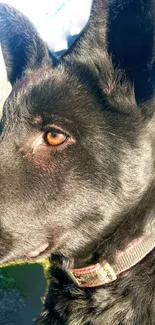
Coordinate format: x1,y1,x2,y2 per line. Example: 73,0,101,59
51,219,155,288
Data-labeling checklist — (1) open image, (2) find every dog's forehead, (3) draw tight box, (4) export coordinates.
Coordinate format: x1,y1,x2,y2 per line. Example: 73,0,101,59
10,63,97,122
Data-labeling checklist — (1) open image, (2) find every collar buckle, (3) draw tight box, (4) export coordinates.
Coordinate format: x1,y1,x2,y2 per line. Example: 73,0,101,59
66,261,117,288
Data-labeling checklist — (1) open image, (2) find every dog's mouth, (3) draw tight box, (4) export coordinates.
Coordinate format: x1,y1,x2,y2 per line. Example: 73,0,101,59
0,242,55,265
25,242,51,260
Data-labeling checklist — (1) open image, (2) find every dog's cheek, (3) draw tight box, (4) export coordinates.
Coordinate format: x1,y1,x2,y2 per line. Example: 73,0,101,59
31,147,54,171
19,132,54,170
29,146,60,172
19,134,57,172
19,132,73,173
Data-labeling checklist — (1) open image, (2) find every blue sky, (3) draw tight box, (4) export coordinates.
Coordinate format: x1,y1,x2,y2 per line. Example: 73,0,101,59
1,0,92,51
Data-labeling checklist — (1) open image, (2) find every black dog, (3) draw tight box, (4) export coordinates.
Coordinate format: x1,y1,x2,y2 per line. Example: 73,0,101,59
0,1,155,324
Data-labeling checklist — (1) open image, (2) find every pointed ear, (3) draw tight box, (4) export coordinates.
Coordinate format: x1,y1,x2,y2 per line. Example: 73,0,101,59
62,0,108,58
63,0,155,104
0,4,58,85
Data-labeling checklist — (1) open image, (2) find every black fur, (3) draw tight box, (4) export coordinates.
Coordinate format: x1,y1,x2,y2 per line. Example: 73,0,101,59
0,1,155,324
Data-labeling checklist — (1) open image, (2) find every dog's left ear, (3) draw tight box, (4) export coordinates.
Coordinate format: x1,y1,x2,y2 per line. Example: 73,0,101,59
0,4,58,85
64,0,155,104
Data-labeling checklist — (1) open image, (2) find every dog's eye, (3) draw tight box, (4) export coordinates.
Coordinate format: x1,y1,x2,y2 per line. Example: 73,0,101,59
44,129,67,146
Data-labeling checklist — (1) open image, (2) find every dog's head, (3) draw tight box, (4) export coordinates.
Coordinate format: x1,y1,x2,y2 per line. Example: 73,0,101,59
0,1,155,264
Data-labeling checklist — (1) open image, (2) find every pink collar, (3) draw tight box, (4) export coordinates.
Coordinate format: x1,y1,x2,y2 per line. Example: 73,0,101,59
66,221,155,288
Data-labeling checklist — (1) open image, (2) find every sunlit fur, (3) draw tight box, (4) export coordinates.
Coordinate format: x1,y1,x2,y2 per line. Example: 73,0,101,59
0,1,155,324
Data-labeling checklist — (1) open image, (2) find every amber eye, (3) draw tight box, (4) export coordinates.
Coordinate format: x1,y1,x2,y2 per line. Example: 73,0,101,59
45,130,67,146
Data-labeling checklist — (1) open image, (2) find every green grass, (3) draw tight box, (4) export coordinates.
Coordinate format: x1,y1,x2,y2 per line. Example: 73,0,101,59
0,259,51,294
0,267,17,289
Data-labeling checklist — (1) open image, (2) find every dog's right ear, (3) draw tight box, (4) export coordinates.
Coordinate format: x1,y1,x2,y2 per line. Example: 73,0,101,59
0,4,58,85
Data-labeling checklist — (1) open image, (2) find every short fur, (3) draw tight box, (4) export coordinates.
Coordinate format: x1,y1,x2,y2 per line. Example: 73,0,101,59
0,1,155,324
